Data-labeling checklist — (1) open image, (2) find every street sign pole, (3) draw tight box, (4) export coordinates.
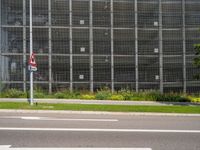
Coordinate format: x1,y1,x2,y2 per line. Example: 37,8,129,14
29,0,33,105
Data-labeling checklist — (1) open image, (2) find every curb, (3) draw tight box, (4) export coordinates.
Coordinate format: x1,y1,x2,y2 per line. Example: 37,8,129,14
0,98,199,106
0,109,200,117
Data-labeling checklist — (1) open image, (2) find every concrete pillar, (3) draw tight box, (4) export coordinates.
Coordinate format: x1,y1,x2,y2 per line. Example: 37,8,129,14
48,0,52,94
69,0,73,92
135,0,138,92
23,0,26,92
111,0,114,92
159,0,163,93
89,0,93,92
182,0,186,93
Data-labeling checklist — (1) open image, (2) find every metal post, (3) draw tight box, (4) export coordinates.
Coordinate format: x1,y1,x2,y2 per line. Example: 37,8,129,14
182,0,186,93
69,0,73,92
48,0,52,94
0,0,1,92
159,0,163,93
23,0,26,92
89,0,93,92
135,0,138,92
29,0,34,105
111,0,114,92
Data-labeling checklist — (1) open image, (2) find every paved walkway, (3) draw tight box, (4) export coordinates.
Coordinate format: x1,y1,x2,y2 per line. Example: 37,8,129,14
0,98,199,106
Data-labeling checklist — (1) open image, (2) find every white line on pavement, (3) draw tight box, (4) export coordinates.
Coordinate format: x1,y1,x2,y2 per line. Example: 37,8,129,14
0,116,118,122
0,127,199,133
0,145,152,150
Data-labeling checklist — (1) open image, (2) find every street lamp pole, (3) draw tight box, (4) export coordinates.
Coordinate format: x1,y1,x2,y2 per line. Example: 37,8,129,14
29,0,33,105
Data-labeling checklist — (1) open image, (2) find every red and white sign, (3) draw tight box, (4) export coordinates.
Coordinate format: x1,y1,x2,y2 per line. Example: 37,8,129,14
29,53,37,67
28,53,37,71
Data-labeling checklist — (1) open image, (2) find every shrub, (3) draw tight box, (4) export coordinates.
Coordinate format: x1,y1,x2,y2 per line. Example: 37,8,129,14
54,92,66,99
110,94,124,100
2,89,27,98
81,94,95,100
95,88,112,100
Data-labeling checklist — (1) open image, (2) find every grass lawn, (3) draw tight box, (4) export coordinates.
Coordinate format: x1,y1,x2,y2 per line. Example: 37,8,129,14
0,102,199,114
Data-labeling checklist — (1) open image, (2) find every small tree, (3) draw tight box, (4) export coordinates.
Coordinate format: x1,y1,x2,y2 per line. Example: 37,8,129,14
193,44,200,79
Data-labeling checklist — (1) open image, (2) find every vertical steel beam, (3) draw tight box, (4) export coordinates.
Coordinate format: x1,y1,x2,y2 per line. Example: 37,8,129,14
89,0,93,92
159,0,163,93
135,0,138,92
48,0,52,94
111,0,114,92
0,0,2,91
182,0,186,93
69,0,73,92
23,0,26,92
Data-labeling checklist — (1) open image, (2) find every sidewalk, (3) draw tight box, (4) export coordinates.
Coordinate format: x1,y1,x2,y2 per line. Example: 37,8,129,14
0,98,199,106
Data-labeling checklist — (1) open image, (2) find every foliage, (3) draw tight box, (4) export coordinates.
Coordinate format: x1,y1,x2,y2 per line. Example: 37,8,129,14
80,94,95,100
193,43,200,79
95,87,112,100
0,89,27,98
110,94,124,100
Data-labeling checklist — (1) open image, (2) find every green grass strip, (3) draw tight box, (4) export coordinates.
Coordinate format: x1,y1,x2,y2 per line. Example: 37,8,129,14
0,102,200,114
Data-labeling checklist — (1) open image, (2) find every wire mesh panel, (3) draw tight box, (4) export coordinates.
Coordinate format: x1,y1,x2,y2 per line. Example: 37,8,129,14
163,29,183,55
1,27,23,53
72,29,89,54
162,0,182,28
138,0,159,28
186,29,200,55
52,29,69,54
93,29,111,55
114,56,135,82
52,56,70,82
1,0,23,26
93,56,111,82
51,0,69,26
52,83,70,92
186,55,200,93
138,56,159,87
113,0,134,28
138,29,159,55
185,0,200,28
93,0,110,27
72,0,89,27
73,56,90,82
163,56,183,83
114,29,135,55
4,55,23,81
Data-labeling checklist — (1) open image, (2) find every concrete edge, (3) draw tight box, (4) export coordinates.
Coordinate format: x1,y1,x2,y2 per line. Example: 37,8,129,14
0,109,200,117
0,98,199,106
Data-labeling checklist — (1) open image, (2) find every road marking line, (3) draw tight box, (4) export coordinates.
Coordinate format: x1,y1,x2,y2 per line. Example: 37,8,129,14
0,116,118,122
0,145,152,150
0,127,199,133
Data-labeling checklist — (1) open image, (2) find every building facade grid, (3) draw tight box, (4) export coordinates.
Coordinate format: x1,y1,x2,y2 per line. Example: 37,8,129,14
0,0,200,93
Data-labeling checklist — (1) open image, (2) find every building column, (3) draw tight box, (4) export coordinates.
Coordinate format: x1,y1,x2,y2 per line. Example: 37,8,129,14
69,0,73,92
182,0,186,93
135,0,138,92
23,0,26,92
159,0,163,93
111,0,114,92
48,0,52,94
89,0,93,92
0,0,2,91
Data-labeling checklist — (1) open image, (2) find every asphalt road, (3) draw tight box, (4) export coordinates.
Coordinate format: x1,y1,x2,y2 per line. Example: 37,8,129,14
0,111,199,150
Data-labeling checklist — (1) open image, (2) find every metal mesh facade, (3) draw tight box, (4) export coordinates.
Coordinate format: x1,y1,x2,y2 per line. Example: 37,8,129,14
0,0,200,93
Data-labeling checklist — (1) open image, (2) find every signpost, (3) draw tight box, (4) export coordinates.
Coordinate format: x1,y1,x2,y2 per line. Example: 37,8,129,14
29,0,34,105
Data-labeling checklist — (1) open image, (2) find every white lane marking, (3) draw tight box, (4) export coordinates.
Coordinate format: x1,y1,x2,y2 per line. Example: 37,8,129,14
0,116,118,122
0,127,199,133
0,145,152,150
